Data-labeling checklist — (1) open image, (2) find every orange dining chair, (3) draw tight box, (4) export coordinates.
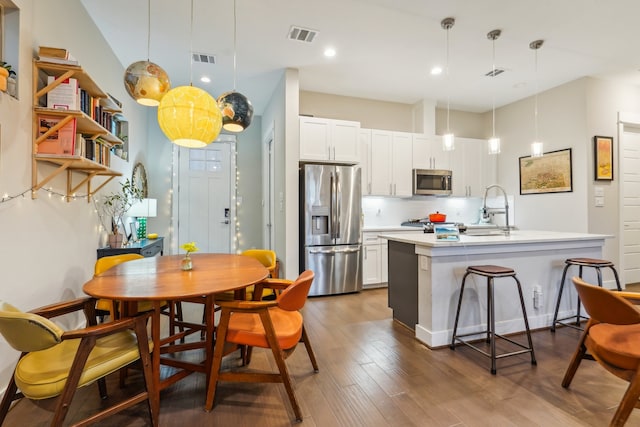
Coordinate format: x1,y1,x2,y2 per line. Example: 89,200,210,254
0,297,158,426
561,277,640,426
205,270,318,422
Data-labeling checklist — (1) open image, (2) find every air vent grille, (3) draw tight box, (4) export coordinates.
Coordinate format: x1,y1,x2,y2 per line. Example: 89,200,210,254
485,68,505,77
192,52,216,64
288,26,318,43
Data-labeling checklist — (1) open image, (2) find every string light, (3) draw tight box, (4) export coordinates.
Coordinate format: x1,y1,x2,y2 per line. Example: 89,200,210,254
0,186,94,205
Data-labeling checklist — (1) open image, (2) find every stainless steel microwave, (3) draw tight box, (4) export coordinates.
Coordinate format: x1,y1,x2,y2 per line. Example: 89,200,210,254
413,169,452,196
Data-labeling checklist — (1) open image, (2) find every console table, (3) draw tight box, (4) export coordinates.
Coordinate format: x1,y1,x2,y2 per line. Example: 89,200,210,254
97,237,164,259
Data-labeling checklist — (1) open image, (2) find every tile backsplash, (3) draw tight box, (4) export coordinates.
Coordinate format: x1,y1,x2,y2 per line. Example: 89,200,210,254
362,195,515,227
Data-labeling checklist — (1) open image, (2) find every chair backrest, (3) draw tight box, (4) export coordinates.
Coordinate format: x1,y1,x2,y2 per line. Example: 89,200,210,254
277,270,314,312
242,249,277,272
95,253,145,275
0,301,64,352
572,276,640,325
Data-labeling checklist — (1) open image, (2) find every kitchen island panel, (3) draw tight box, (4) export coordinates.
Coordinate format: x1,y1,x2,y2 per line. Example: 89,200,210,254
380,231,609,348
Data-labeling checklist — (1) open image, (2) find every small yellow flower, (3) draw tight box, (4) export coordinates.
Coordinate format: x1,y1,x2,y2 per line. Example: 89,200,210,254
180,242,199,256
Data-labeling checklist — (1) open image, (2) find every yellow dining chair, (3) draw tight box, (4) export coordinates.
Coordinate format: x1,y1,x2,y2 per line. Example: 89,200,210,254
205,270,318,422
561,277,640,426
0,297,158,426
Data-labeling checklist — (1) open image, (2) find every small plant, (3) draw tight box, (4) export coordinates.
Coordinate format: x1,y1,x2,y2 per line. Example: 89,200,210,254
1,61,16,77
180,242,199,258
95,179,143,235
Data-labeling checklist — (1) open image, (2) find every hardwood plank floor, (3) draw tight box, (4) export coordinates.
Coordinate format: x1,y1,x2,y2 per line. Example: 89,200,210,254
2,288,639,426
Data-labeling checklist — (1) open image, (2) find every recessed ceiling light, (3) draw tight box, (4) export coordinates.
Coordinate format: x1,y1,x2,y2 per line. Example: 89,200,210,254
200,76,211,83
324,47,336,57
431,66,443,75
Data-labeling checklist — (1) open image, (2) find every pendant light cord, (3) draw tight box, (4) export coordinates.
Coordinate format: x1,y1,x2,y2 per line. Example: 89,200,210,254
491,37,496,138
233,0,238,90
146,0,151,61
446,25,451,133
534,47,539,142
189,0,194,86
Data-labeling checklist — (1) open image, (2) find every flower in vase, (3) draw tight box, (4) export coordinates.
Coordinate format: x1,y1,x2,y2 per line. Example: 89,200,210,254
180,242,199,257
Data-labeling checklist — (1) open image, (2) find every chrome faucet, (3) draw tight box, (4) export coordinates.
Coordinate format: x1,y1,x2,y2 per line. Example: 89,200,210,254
482,184,510,236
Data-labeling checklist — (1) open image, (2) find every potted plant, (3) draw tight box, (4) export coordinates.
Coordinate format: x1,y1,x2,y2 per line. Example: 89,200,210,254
0,62,11,92
95,178,143,248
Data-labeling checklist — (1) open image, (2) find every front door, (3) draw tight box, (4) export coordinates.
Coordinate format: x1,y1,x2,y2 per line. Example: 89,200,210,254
622,127,640,284
175,136,235,254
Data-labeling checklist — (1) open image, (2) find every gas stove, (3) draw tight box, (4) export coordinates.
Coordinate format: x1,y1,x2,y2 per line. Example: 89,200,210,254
401,218,467,234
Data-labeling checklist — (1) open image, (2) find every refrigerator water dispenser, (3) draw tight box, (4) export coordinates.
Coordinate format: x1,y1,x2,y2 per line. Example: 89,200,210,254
312,216,329,235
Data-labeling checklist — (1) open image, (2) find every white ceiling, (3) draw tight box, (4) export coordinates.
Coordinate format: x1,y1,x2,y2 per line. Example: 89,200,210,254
81,0,640,115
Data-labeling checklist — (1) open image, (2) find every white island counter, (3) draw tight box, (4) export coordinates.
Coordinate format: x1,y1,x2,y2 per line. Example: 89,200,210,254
378,230,611,348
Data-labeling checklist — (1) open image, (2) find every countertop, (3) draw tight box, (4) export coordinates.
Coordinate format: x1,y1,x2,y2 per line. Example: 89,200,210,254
363,225,419,232
377,229,611,247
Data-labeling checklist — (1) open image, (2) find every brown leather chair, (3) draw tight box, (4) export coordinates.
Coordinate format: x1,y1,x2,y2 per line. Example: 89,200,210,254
0,298,158,426
562,276,640,426
205,270,318,422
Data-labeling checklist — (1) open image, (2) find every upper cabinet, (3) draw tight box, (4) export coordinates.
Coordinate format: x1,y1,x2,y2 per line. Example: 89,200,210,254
32,60,123,201
299,116,360,163
451,137,496,197
363,129,412,197
412,134,452,170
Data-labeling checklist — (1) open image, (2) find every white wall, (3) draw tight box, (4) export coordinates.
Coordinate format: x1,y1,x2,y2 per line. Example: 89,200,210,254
0,0,148,390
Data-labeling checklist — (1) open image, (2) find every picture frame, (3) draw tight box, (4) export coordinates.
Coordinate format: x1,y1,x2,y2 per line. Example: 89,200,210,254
519,148,573,195
594,135,614,181
129,221,139,242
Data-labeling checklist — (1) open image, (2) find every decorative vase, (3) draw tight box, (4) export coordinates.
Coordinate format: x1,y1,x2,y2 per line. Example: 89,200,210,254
181,255,193,271
108,233,124,248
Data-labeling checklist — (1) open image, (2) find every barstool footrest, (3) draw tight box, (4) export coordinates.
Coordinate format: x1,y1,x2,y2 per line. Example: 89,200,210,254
453,332,535,360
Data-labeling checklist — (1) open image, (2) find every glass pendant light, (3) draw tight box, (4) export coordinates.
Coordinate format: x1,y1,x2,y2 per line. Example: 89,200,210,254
217,0,254,132
441,17,455,151
123,0,170,106
530,39,544,157
157,0,221,147
487,29,501,155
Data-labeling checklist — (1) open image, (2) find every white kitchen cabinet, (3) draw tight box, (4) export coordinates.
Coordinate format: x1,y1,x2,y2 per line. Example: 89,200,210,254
368,130,412,197
359,129,372,195
451,137,495,197
363,232,382,286
299,116,360,163
412,134,452,170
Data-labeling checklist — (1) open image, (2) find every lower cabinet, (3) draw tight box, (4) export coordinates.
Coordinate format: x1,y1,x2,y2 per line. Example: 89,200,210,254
362,230,412,289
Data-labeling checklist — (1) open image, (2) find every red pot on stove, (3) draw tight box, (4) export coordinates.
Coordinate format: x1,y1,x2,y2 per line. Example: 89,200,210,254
428,212,447,223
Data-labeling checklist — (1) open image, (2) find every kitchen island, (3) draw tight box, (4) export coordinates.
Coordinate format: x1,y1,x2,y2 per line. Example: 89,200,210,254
378,230,611,348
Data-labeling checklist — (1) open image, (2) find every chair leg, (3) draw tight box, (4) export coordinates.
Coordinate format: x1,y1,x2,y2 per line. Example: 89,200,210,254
51,337,96,426
561,324,591,388
450,271,471,349
0,372,19,425
488,278,497,375
301,325,319,372
259,310,303,422
513,275,537,365
551,263,571,332
609,265,623,291
205,307,231,411
611,372,640,427
134,315,159,427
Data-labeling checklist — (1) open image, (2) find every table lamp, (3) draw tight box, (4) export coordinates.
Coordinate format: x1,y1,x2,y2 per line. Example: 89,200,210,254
128,198,157,239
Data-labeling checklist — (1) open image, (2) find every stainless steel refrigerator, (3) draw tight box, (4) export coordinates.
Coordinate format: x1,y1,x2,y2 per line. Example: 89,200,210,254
300,163,362,296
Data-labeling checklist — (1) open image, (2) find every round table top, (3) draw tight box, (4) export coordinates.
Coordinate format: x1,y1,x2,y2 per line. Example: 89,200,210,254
83,253,269,301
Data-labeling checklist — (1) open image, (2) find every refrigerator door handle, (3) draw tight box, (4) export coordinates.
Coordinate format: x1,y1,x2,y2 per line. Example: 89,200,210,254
330,172,337,239
308,247,360,254
335,171,341,239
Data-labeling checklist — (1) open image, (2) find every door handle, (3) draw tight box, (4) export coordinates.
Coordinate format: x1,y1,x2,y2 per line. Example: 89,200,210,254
220,220,230,224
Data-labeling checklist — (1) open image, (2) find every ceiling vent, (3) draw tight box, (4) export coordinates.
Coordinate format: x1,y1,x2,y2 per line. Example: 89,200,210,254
288,25,318,43
192,52,216,65
485,68,505,77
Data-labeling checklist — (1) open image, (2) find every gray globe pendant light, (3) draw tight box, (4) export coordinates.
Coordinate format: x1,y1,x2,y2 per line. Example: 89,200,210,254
123,0,170,106
217,0,253,132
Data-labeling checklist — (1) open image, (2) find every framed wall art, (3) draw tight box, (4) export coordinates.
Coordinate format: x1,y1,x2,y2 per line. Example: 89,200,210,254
519,148,573,195
594,135,613,181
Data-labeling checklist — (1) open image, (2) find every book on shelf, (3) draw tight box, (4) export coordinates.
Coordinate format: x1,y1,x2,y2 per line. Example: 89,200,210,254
37,46,79,65
37,115,77,155
46,76,79,110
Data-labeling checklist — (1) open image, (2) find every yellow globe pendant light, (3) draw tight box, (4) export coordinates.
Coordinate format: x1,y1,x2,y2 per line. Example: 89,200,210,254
157,85,222,148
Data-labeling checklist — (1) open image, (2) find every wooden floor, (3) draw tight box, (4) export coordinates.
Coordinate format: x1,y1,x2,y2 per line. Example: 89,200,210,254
3,287,640,426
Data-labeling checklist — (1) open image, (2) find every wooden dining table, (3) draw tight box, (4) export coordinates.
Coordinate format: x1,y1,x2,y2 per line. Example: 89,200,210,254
82,253,269,413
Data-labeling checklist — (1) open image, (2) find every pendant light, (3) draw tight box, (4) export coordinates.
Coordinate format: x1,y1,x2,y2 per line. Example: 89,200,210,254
123,0,170,106
530,39,544,157
441,17,455,151
217,0,254,132
487,29,501,155
157,0,222,148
